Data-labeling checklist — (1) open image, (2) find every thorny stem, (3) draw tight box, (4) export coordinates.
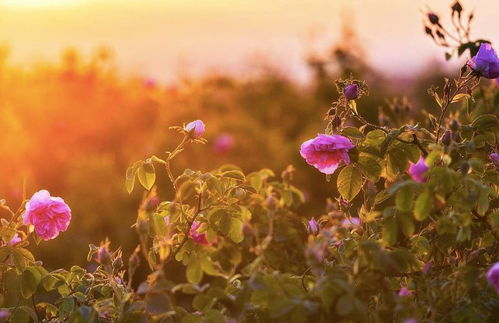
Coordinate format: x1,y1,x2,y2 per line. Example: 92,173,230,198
435,73,478,143
168,191,203,263
165,136,189,191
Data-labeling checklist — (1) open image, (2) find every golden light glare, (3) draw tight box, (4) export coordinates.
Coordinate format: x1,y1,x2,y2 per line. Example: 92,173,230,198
0,0,84,8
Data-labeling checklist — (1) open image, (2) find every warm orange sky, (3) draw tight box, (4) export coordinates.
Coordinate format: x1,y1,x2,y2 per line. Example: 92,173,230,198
0,0,497,82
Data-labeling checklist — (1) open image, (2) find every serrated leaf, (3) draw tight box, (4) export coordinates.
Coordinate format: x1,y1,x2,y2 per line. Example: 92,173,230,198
414,189,432,221
21,266,42,299
337,165,363,201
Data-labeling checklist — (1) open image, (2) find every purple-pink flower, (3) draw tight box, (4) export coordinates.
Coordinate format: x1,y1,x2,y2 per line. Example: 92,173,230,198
408,156,429,183
487,262,499,293
344,84,359,100
22,190,71,241
467,43,499,79
398,286,412,297
189,221,210,246
184,120,206,139
341,217,360,228
490,152,499,168
213,133,234,153
300,134,355,174
9,234,21,246
308,218,319,235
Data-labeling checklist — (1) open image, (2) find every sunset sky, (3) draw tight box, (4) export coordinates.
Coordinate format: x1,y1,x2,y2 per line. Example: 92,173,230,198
0,0,497,82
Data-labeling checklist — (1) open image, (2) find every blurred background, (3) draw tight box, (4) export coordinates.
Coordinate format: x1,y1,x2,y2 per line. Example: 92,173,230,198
0,0,497,269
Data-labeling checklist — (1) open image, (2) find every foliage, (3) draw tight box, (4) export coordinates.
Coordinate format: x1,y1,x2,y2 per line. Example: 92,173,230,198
1,1,498,322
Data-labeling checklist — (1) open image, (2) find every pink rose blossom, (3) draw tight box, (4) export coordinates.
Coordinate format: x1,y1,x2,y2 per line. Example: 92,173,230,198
213,133,234,153
300,134,355,174
408,156,429,183
184,120,206,139
22,190,71,241
189,221,209,246
487,262,499,293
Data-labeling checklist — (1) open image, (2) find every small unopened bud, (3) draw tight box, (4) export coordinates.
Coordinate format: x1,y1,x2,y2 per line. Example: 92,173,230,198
113,257,123,270
450,119,460,131
442,130,452,146
343,84,359,100
265,195,278,210
145,196,160,212
97,246,112,266
332,116,342,128
424,26,434,39
451,1,463,15
460,162,470,175
428,13,440,25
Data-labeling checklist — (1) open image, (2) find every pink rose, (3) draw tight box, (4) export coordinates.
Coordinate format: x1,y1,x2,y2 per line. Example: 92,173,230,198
184,120,206,139
213,133,234,153
300,134,355,174
408,156,429,183
189,221,209,246
22,190,71,241
487,262,499,293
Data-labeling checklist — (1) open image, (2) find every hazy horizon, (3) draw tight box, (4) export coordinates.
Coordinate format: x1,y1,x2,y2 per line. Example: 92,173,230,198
0,0,497,83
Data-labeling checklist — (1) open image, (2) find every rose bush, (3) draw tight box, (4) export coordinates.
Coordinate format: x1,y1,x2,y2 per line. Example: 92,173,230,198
0,1,498,322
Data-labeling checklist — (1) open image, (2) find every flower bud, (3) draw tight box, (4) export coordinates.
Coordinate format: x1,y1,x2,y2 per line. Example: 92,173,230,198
428,13,440,25
308,218,319,235
332,116,342,128
184,120,206,139
343,84,359,100
145,196,160,212
451,1,463,15
442,130,452,146
265,195,278,210
487,262,499,293
96,245,112,266
450,119,460,131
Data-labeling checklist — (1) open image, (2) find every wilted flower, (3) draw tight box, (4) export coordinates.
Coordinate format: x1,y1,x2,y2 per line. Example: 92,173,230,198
308,218,319,235
213,133,234,153
22,190,71,241
343,84,359,100
487,262,499,293
467,43,499,79
408,157,429,183
300,134,355,174
184,120,206,139
490,152,499,168
189,222,210,246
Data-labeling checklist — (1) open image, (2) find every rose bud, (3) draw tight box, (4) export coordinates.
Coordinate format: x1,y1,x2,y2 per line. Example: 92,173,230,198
96,246,112,266
490,153,499,168
450,119,460,131
487,262,499,293
184,120,206,139
442,130,452,146
308,218,319,235
343,84,359,100
428,13,440,25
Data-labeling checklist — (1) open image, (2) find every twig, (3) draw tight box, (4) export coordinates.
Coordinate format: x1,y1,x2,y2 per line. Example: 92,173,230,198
301,266,312,292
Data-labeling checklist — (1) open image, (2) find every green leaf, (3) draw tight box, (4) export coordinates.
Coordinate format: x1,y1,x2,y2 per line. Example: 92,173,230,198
336,294,355,316
357,154,381,182
145,292,173,315
337,165,363,201
186,258,203,284
398,213,415,237
382,216,398,246
229,218,244,243
387,148,408,175
21,266,42,299
395,185,413,212
414,189,432,221
221,170,246,181
342,127,364,139
137,162,156,190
